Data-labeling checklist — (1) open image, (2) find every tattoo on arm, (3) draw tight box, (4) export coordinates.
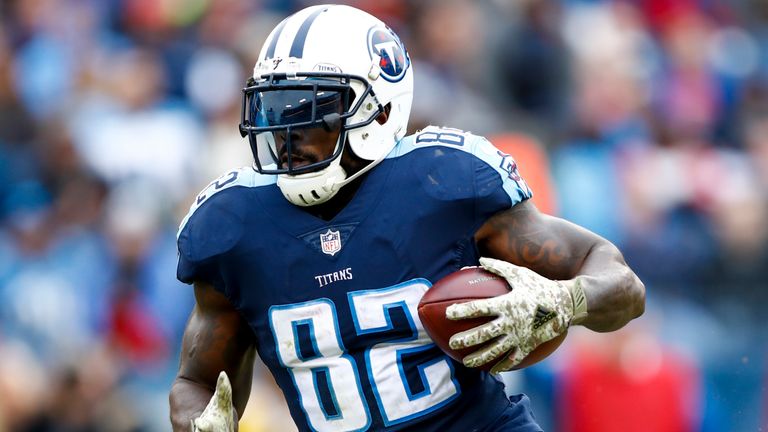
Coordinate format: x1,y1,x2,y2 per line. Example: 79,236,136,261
476,201,595,281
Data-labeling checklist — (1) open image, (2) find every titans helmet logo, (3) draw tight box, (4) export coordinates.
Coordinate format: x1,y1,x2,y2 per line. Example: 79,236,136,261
367,26,410,82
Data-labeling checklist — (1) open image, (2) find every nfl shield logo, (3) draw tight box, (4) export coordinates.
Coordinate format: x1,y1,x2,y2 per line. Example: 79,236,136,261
320,229,342,256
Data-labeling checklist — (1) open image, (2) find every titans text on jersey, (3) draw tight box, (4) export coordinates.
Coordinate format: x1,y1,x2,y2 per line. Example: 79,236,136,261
315,267,354,288
177,126,532,432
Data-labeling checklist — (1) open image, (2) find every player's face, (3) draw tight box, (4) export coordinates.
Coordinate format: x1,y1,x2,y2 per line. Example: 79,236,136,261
275,122,341,171
249,82,348,173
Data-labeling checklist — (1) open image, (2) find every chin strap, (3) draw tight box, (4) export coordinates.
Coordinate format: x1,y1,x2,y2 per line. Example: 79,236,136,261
334,144,391,189
277,161,346,207
277,139,395,207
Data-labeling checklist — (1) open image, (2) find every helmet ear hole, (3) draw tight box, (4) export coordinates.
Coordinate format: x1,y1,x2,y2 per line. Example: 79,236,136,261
376,103,391,125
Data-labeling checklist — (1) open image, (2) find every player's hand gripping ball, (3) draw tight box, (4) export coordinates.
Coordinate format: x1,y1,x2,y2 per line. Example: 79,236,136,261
191,371,236,432
418,258,586,374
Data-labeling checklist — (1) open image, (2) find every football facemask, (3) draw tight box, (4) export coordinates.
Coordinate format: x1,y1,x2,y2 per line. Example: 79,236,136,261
239,72,383,176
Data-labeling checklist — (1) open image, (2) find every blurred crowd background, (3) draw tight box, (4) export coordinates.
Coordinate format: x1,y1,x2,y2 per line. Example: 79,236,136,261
0,0,766,430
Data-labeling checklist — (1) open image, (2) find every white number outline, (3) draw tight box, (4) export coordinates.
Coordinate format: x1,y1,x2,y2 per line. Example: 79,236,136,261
347,279,460,426
269,281,461,430
269,299,372,432
289,319,346,421
415,126,467,146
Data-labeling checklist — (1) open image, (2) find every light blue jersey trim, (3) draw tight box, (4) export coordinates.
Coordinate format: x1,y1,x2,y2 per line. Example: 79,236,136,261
177,166,276,238
389,126,533,204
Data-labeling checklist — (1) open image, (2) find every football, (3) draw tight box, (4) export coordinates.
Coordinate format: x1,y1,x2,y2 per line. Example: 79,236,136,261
418,266,567,372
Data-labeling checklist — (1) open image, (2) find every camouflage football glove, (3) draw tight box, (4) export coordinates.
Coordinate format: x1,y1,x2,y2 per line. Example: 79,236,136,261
191,371,236,432
446,257,588,374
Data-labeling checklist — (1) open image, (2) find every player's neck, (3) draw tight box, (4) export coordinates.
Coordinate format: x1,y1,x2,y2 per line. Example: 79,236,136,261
305,154,370,221
306,176,365,221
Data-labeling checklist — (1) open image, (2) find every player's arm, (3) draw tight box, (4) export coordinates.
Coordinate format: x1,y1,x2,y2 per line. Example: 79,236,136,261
170,281,257,431
476,200,645,331
447,200,644,373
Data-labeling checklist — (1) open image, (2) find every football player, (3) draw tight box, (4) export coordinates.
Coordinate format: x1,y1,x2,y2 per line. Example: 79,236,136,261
170,5,645,431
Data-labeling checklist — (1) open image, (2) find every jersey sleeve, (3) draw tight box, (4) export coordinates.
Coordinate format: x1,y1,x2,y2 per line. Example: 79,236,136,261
176,169,251,288
470,135,533,216
397,126,532,218
176,197,243,287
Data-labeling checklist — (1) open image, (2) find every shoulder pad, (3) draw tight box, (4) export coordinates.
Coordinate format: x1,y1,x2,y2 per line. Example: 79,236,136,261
177,167,275,264
393,126,532,202
178,167,275,238
392,125,480,156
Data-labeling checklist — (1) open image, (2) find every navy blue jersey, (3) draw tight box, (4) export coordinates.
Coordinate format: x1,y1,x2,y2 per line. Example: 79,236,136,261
177,126,533,432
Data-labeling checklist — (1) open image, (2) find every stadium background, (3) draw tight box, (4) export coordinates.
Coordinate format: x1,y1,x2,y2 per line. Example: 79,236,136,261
0,0,766,430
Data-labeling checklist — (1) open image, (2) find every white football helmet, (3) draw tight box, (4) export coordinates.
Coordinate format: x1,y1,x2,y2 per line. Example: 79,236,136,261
239,4,414,206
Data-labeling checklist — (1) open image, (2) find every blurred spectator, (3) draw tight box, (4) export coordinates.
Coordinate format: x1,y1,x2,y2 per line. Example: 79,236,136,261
562,1,655,148
557,325,703,432
0,339,47,431
68,46,204,204
493,0,571,135
408,0,506,133
0,27,35,146
16,344,145,431
0,180,114,361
